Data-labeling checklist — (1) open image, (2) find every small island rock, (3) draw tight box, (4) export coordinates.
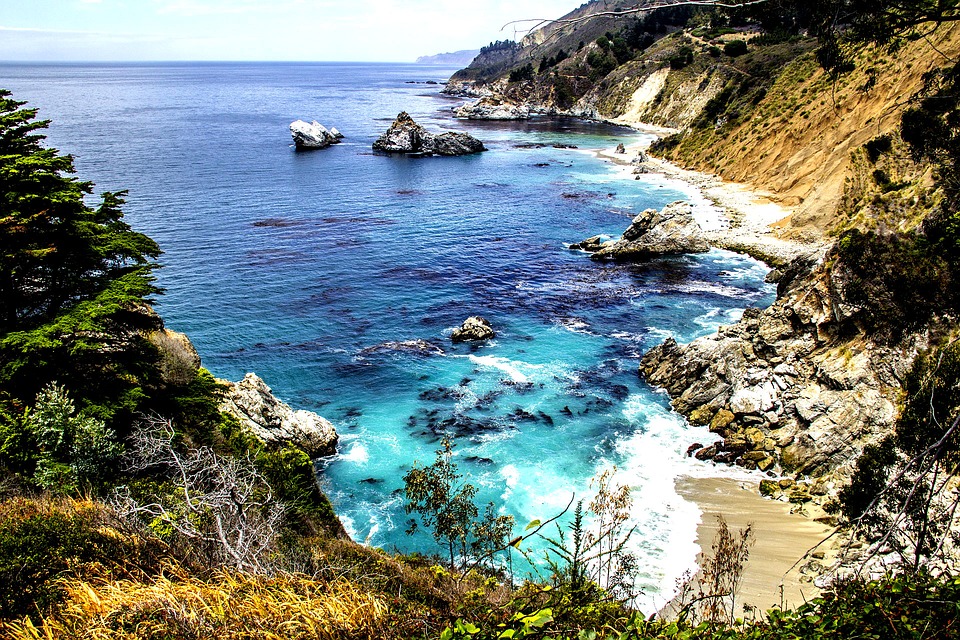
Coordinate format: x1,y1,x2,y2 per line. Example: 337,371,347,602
455,97,530,120
451,316,496,342
373,111,486,156
220,373,338,458
290,120,344,150
577,201,710,261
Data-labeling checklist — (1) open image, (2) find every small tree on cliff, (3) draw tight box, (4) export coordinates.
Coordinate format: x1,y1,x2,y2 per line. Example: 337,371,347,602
840,340,960,571
403,436,513,569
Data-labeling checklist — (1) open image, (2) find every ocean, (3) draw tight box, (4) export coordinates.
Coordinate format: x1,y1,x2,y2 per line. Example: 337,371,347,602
1,61,774,609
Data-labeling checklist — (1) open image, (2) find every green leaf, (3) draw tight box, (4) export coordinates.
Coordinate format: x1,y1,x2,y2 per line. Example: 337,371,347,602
525,519,541,531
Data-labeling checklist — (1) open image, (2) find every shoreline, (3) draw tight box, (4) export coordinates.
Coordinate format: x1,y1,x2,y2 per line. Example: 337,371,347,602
583,132,838,613
593,138,827,268
671,477,837,616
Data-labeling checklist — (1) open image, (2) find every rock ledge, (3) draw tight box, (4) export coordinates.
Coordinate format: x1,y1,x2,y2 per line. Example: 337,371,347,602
220,373,338,458
573,201,709,260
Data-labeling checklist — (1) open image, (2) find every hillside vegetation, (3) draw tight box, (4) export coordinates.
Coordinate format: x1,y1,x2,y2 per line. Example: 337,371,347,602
450,1,960,241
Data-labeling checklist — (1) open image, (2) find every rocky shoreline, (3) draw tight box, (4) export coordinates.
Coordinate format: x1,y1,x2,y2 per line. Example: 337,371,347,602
593,137,905,500
573,132,926,590
151,326,339,459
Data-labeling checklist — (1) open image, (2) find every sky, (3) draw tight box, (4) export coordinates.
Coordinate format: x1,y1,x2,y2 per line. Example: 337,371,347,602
0,0,581,62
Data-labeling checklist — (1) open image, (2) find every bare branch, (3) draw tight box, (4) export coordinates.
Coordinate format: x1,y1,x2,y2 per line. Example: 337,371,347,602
114,415,285,574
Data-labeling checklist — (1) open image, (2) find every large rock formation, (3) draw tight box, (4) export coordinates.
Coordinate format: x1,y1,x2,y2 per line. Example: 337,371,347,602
373,112,486,156
639,251,912,492
451,316,496,342
220,373,339,458
290,120,344,150
573,201,709,260
455,97,530,120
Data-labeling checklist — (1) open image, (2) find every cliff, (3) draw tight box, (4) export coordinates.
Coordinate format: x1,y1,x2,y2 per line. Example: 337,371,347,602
448,5,960,511
448,4,960,241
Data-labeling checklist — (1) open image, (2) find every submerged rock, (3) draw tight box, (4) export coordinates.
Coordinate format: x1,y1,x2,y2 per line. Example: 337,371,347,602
373,112,486,156
290,120,344,150
451,316,496,342
576,201,709,261
359,339,445,357
220,373,338,458
455,97,530,120
568,235,609,252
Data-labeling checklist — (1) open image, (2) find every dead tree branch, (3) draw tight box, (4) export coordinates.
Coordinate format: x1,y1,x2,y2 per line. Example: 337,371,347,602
112,416,285,574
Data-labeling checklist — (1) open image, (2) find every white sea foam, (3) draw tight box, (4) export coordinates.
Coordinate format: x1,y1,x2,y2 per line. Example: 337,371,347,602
339,514,357,540
340,442,370,465
500,464,520,500
468,354,541,384
670,281,753,298
366,521,380,545
595,396,758,611
555,317,594,335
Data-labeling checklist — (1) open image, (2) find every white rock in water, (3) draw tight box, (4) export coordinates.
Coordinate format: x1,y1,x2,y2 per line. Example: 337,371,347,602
290,119,344,150
220,372,338,458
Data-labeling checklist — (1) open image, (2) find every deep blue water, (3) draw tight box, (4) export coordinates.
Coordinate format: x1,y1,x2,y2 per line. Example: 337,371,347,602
1,62,774,609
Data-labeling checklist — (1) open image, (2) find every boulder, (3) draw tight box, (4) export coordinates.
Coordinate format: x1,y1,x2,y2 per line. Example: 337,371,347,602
578,201,710,261
290,120,344,150
451,316,496,342
373,112,486,156
455,97,530,120
569,235,612,252
220,373,338,458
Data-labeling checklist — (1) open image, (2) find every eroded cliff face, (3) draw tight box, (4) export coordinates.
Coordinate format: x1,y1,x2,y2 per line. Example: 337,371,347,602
450,20,960,241
640,251,927,497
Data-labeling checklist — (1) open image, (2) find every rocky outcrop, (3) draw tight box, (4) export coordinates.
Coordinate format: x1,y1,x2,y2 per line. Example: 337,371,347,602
147,328,201,387
639,252,913,486
451,316,496,342
574,201,709,260
220,373,338,458
455,97,530,120
373,112,486,156
290,120,344,150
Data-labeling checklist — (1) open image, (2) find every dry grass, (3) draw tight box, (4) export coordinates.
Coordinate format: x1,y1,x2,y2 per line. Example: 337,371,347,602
4,571,392,640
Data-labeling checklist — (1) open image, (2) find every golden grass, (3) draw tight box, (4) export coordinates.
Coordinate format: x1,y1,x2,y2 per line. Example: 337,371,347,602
3,571,391,640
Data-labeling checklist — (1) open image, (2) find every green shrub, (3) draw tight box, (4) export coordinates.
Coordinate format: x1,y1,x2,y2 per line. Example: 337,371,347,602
833,229,953,342
668,46,695,70
724,39,749,57
508,63,534,83
0,499,133,620
257,445,342,537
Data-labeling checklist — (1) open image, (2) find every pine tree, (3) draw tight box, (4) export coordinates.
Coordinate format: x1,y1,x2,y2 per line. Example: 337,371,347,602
0,89,162,423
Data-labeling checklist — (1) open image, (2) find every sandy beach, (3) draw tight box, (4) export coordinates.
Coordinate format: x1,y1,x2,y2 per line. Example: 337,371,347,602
674,477,837,616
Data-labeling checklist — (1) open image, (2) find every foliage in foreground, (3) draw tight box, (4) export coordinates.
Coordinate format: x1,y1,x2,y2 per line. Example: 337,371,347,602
3,493,960,640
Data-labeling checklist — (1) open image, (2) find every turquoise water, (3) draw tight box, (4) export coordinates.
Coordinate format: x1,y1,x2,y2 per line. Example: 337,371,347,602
2,62,774,609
